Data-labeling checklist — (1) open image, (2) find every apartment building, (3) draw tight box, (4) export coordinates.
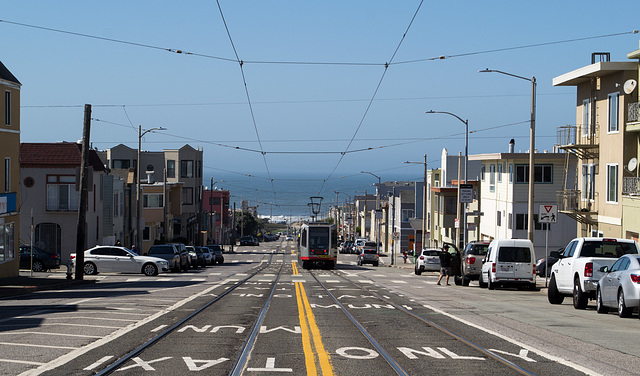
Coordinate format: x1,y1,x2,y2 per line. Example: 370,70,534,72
0,61,20,278
470,151,577,254
554,46,640,239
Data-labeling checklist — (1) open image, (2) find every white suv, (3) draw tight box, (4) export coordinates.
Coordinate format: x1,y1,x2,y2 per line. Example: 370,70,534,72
415,248,442,275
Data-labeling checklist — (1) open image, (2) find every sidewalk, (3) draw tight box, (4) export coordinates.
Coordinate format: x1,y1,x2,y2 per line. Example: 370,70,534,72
0,270,95,298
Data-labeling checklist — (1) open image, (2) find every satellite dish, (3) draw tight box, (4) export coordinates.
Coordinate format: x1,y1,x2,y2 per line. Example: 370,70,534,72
628,157,638,172
624,79,637,95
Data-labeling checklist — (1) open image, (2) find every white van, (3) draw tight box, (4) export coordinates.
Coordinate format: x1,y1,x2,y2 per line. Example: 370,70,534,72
479,239,536,290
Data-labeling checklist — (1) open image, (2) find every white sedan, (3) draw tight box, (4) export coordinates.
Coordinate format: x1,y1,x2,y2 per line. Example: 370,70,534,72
71,246,169,276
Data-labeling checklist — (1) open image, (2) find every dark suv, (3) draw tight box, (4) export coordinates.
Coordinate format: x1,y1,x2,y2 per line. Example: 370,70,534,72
147,244,188,272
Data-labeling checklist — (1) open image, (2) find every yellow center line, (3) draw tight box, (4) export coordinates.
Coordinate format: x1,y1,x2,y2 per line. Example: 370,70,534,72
293,261,334,375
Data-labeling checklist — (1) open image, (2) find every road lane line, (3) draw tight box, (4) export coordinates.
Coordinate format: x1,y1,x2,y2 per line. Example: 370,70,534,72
0,342,78,350
295,281,317,376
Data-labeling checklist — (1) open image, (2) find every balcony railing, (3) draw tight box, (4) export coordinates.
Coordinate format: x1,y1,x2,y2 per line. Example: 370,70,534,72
556,190,597,212
557,125,598,147
629,102,640,123
623,177,640,196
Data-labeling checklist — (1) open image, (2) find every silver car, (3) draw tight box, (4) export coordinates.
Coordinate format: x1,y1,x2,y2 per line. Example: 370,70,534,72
357,242,379,267
596,254,640,318
415,249,441,275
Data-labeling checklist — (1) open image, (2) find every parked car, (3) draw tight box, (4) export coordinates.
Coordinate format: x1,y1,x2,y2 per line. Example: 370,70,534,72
456,241,490,286
206,244,225,264
169,243,190,271
199,246,213,265
72,246,169,276
19,245,60,272
596,254,640,318
147,244,182,272
286,235,293,241
186,246,206,267
479,238,536,290
414,248,441,275
357,242,379,267
536,248,563,277
240,236,255,246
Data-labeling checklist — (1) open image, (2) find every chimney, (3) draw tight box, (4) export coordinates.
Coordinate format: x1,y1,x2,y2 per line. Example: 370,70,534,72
509,139,515,153
146,171,154,184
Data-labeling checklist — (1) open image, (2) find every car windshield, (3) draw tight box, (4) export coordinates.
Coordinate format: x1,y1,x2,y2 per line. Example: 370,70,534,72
423,250,440,256
149,246,174,254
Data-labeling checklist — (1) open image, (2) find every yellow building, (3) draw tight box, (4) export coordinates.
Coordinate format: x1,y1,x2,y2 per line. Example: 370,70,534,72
0,61,21,278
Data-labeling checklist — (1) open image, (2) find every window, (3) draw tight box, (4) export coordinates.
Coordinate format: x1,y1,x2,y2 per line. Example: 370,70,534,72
4,158,9,192
508,213,512,229
533,214,549,231
608,92,619,133
515,165,552,183
167,160,175,178
143,193,164,208
582,98,590,136
5,91,10,126
515,213,528,230
497,163,503,183
401,209,414,221
0,223,15,263
46,175,79,211
181,160,194,178
607,164,618,203
146,164,154,171
489,164,495,192
496,211,501,227
182,187,193,205
582,164,595,200
481,165,486,181
209,196,221,206
143,226,151,241
111,159,130,169
34,223,61,255
509,164,513,183
444,197,456,214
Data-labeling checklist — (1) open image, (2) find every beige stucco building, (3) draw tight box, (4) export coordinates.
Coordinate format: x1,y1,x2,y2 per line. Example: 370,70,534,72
0,61,21,278
554,44,640,239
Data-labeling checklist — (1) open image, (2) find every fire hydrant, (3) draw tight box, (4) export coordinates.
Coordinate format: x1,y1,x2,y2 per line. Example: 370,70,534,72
65,258,74,279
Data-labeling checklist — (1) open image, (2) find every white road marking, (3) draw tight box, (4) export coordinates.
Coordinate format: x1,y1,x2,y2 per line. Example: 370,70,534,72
0,342,78,350
83,356,114,371
0,331,102,339
22,282,225,375
391,280,407,284
0,358,44,366
422,303,602,376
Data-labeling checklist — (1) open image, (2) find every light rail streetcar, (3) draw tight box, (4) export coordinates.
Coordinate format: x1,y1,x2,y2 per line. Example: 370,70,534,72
298,222,338,269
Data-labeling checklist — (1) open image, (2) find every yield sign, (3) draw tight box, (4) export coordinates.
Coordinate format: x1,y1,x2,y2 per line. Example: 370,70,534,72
538,204,558,223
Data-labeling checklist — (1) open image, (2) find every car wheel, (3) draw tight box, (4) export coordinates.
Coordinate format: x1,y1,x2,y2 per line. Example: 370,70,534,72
83,262,98,275
454,275,463,286
219,257,224,264
32,261,45,272
373,262,379,267
487,273,496,290
528,282,537,291
547,274,564,304
573,277,588,309
618,290,632,318
143,263,158,276
596,288,609,314
415,266,422,275
462,276,470,287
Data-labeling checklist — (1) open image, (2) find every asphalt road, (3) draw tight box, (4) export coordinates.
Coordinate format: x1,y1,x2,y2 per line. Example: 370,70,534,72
1,241,639,375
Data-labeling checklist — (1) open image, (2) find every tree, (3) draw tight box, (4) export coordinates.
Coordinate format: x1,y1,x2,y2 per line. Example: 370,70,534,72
236,210,260,236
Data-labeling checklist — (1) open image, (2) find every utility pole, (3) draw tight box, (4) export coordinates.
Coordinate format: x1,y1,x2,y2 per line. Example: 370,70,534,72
75,104,91,280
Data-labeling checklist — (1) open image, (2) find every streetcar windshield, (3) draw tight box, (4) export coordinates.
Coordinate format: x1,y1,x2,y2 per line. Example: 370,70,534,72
309,227,330,250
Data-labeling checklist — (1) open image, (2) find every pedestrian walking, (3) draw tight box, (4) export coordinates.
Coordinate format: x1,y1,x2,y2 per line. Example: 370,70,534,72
436,245,452,286
403,251,408,264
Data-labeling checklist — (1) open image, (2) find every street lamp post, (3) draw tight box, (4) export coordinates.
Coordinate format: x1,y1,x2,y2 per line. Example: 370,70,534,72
404,155,427,252
360,171,382,254
137,125,166,253
426,110,469,249
480,69,536,242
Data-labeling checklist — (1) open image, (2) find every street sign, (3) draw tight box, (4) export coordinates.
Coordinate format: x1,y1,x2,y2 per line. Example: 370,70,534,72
467,210,484,216
538,204,558,223
460,184,474,203
375,209,383,219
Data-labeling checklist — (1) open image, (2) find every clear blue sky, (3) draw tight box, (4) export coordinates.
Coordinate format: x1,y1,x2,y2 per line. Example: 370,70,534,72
3,1,639,201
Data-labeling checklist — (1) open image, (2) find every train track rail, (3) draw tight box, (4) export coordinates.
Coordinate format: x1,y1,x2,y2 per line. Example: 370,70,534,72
94,252,286,375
